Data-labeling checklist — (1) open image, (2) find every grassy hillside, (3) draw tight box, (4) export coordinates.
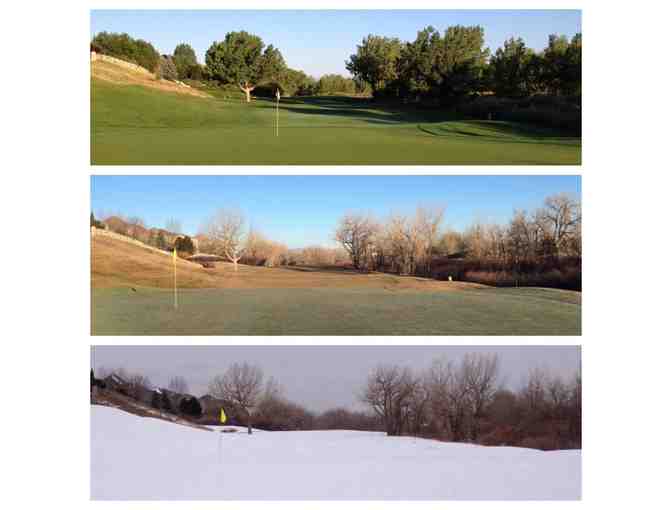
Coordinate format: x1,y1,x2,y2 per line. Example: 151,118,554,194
91,76,581,165
91,234,581,335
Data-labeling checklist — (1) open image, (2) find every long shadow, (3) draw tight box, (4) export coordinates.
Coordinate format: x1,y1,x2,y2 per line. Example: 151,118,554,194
256,96,578,140
279,265,367,276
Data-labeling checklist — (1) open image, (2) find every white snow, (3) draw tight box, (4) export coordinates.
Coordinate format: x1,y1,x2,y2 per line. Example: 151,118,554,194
91,405,581,500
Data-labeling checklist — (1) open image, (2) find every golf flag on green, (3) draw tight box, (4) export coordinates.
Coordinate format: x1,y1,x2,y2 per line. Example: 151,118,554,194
220,408,227,424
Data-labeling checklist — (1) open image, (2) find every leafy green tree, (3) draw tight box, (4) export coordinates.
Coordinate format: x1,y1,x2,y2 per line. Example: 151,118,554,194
397,26,443,99
173,43,198,80
346,35,402,95
540,34,584,96
432,25,489,100
317,74,357,95
564,34,582,96
489,37,536,97
205,31,286,102
91,32,160,72
280,68,317,96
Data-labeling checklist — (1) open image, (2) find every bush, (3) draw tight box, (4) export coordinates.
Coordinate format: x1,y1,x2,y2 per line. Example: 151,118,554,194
178,396,203,418
174,235,195,255
456,94,581,135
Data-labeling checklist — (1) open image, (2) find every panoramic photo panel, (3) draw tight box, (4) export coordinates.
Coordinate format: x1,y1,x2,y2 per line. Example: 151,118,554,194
90,344,582,500
90,175,581,335
90,9,581,165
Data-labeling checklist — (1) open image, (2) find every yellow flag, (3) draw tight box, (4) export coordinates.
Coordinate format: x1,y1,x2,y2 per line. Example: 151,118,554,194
220,408,227,424
173,247,177,264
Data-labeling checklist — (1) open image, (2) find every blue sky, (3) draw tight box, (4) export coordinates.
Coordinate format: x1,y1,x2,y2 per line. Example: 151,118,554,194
91,175,581,248
90,10,581,77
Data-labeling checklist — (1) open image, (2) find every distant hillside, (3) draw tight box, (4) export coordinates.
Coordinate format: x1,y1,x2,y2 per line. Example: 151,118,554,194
99,215,189,248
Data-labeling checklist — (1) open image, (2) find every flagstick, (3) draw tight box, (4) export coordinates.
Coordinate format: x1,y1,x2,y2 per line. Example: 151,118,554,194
173,251,178,310
276,89,279,137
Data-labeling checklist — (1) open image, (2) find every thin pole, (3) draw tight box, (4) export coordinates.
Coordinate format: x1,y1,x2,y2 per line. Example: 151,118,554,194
276,89,279,137
173,250,178,309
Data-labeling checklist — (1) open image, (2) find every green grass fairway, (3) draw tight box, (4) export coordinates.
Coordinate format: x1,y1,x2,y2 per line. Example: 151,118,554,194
91,286,581,335
91,80,581,165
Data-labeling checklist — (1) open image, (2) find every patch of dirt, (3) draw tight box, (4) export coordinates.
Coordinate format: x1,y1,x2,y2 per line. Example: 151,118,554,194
91,60,210,99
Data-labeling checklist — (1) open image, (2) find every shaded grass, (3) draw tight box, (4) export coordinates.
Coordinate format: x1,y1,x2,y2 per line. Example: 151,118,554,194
91,80,581,165
91,286,581,335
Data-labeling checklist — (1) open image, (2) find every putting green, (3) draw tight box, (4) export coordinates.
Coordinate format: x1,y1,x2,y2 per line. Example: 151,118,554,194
91,80,581,165
91,286,581,335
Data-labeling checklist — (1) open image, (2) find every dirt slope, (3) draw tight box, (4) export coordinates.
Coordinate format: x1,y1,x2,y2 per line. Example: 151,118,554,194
91,57,210,98
91,232,483,292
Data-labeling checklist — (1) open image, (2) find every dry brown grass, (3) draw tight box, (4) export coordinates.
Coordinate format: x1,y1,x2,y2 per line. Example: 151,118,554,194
91,59,210,98
91,233,484,293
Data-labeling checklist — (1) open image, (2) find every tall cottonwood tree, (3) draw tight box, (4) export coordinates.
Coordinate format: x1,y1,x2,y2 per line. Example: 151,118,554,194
346,35,402,94
334,213,379,270
202,209,248,271
361,365,418,436
205,31,286,102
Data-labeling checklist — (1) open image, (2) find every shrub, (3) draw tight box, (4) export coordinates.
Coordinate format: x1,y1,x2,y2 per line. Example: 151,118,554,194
174,235,195,255
178,396,203,418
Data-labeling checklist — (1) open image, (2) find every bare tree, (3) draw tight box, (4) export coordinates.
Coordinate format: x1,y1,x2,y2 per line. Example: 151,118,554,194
360,365,417,436
462,353,500,440
520,367,548,416
416,205,445,275
202,208,248,271
127,373,151,401
165,218,182,234
427,357,471,441
168,376,189,395
209,362,264,434
335,213,378,270
127,216,146,240
535,193,581,257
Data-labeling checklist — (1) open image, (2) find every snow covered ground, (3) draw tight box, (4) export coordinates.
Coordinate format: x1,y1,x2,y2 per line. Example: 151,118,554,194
91,405,581,500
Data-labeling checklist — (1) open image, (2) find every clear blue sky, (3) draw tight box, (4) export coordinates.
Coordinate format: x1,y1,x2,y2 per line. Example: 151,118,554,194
90,10,581,77
91,175,581,248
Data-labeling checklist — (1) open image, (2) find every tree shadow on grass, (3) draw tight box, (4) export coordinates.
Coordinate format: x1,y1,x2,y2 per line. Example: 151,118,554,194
279,265,365,276
256,96,579,141
255,96,452,125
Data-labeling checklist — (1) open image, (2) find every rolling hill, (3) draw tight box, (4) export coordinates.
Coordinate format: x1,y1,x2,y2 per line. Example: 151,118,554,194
91,405,581,500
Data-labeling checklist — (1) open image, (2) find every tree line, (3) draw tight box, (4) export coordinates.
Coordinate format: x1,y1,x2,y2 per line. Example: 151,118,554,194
347,27,581,101
91,31,366,100
334,193,581,289
94,191,581,290
360,353,581,450
93,351,580,450
92,24,580,118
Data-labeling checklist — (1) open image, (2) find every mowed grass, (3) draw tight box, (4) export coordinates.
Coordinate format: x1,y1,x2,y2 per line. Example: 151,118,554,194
91,79,581,165
91,286,580,335
91,234,581,335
